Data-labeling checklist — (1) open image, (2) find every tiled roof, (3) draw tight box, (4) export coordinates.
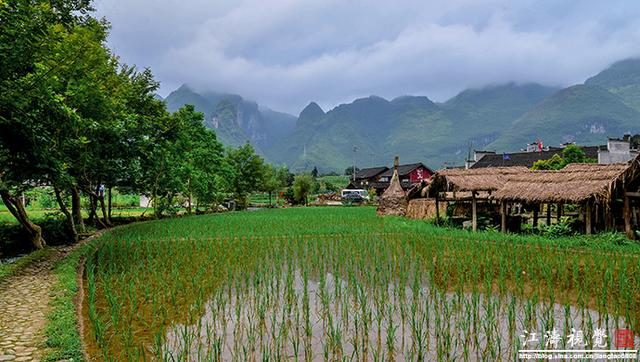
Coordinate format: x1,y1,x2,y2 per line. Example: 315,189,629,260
470,146,601,169
354,166,389,180
379,163,433,177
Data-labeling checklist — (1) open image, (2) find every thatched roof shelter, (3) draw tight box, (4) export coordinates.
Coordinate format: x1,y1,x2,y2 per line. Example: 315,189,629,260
493,161,640,204
428,167,531,195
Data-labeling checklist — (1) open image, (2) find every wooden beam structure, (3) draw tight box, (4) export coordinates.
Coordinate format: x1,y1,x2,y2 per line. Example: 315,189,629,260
624,196,635,240
557,203,563,222
532,205,539,228
546,203,551,226
472,192,478,232
435,195,440,225
626,192,640,198
585,202,592,235
501,201,507,233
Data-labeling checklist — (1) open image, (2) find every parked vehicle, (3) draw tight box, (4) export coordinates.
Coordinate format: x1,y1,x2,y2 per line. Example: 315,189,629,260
341,189,369,205
341,189,369,200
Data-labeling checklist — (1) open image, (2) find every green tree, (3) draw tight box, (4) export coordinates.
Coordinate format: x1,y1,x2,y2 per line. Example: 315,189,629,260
0,0,94,248
562,144,595,164
532,145,595,170
293,174,314,205
344,166,360,176
532,154,566,170
262,165,289,206
226,143,265,209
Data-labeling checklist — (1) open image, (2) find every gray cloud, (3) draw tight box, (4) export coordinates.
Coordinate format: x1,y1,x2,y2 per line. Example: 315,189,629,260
94,0,640,114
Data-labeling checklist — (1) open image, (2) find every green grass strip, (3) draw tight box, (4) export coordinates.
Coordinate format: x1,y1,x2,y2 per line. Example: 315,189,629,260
0,248,53,281
43,240,97,362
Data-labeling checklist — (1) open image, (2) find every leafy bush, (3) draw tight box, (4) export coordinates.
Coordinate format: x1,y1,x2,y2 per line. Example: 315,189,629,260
598,232,633,246
25,188,57,209
538,217,574,238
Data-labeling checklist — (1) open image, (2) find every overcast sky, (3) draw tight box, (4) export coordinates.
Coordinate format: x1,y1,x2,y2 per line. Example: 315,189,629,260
94,0,640,114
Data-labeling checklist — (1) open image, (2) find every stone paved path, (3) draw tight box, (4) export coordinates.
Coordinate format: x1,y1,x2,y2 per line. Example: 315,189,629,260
0,245,77,362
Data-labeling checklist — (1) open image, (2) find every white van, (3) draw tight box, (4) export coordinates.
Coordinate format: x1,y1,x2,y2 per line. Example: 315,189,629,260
341,189,369,200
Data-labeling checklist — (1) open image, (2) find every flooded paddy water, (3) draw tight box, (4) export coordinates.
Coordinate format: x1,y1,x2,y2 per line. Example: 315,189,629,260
163,269,638,361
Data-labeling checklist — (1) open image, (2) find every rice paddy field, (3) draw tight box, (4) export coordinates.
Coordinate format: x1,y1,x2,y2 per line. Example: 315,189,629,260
82,207,640,361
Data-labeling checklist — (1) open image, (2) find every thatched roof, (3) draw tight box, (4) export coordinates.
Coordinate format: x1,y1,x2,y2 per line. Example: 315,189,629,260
429,167,531,194
493,160,640,204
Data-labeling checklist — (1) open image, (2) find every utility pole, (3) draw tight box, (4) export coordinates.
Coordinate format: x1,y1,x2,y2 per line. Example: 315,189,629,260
352,145,358,181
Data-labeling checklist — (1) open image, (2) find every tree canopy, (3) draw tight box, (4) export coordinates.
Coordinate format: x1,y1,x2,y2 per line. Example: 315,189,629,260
0,0,272,249
531,145,596,170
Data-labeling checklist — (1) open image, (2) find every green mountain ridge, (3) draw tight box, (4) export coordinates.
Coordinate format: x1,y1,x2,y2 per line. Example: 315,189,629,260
166,58,640,172
164,85,296,152
585,58,640,111
268,83,560,172
489,84,640,151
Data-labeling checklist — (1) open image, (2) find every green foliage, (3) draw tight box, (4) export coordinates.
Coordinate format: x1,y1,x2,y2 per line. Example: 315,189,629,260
344,166,359,176
538,218,574,238
226,143,265,209
292,174,315,205
0,1,273,249
0,248,53,281
43,241,95,362
532,144,596,170
532,154,566,170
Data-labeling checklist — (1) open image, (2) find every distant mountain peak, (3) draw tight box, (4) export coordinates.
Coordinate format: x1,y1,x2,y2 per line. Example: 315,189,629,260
585,58,640,89
300,101,324,117
390,95,437,109
297,102,326,127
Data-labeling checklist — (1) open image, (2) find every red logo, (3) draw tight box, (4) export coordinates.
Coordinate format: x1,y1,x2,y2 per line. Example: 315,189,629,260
615,329,635,349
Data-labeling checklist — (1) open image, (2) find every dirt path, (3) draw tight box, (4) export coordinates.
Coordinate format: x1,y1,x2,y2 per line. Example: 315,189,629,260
0,245,79,362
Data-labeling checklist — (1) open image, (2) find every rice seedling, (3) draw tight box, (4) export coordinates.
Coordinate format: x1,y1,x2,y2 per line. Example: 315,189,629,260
82,207,640,360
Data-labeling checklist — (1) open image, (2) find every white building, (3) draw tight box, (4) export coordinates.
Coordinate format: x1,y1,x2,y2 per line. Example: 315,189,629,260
598,135,639,164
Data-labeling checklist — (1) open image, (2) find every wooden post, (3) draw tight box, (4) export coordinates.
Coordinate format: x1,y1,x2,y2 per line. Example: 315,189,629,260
546,203,551,225
501,201,507,233
624,196,635,240
472,192,478,232
533,204,539,228
435,194,440,225
585,201,592,235
557,203,563,222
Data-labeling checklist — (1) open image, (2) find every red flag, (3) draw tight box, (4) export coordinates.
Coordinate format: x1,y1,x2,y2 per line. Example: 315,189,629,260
537,139,543,152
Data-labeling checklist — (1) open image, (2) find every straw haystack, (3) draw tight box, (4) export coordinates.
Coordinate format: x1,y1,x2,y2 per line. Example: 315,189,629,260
377,157,408,216
406,198,446,220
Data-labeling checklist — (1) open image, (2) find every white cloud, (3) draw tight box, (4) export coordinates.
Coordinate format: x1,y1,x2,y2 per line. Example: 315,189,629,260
94,0,640,114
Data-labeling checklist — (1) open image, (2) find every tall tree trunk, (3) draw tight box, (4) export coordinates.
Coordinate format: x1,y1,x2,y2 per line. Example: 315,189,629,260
108,186,112,220
86,190,106,229
0,190,46,249
187,178,193,215
98,195,110,226
71,187,85,233
53,186,78,243
87,193,97,223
